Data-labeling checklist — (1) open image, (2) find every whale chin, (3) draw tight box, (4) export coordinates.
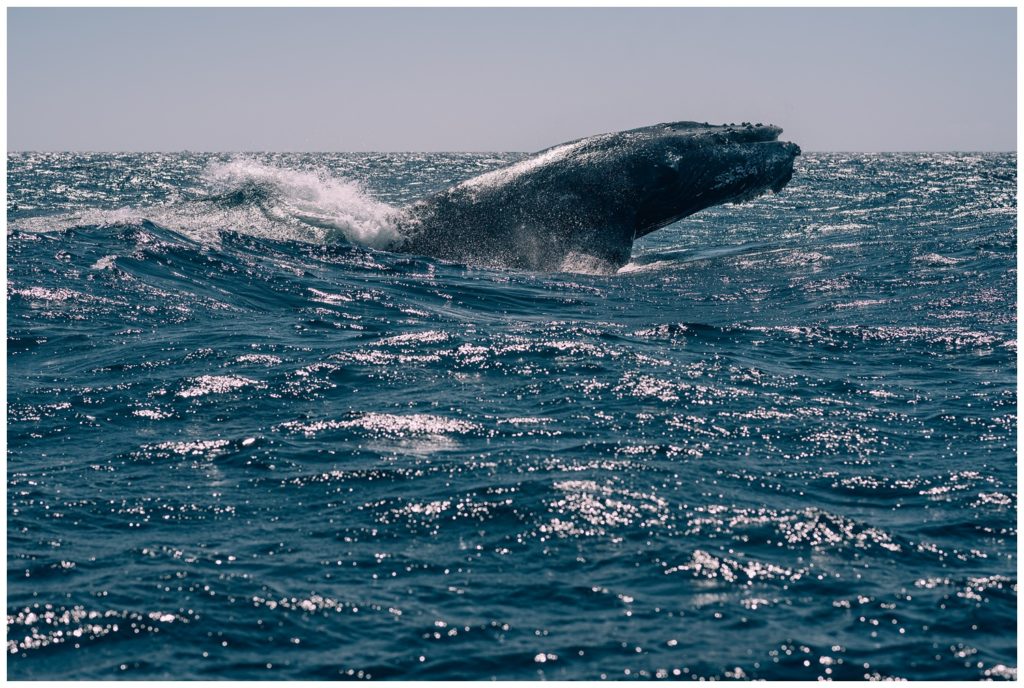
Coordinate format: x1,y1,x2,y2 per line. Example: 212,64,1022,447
397,120,800,271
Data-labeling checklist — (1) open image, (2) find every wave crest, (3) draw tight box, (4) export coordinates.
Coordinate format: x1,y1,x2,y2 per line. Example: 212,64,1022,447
201,160,404,249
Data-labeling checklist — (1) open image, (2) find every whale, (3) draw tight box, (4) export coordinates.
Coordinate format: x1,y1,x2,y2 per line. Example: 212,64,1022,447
394,121,800,272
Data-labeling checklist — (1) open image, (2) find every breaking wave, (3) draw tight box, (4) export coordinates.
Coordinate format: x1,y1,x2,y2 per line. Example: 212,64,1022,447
10,159,407,250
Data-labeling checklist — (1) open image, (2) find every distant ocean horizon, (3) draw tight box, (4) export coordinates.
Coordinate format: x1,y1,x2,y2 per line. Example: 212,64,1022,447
7,147,1020,154
7,151,1017,679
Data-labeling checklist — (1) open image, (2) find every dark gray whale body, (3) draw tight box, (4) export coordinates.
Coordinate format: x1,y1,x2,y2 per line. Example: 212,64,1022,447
396,121,800,271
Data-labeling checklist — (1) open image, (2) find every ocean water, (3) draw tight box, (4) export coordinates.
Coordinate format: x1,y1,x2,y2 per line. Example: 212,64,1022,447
6,151,1017,680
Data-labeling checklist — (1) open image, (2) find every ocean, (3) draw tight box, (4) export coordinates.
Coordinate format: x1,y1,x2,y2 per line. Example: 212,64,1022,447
6,151,1017,679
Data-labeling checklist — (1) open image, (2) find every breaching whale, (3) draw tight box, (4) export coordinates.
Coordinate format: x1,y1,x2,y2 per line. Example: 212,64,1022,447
395,121,800,271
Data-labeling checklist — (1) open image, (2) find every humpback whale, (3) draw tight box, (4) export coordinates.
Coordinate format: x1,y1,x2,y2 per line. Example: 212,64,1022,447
395,121,800,271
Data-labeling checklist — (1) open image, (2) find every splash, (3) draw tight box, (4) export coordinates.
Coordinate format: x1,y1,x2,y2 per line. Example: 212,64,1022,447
201,160,405,249
558,251,619,275
10,159,407,250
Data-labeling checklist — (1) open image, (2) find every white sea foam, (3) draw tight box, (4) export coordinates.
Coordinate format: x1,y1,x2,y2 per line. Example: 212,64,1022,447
91,255,118,271
559,251,618,275
11,159,407,250
913,252,962,266
617,259,675,274
202,160,405,249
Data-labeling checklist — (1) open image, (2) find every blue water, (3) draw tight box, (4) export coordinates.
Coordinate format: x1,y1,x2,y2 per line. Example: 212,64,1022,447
7,151,1017,680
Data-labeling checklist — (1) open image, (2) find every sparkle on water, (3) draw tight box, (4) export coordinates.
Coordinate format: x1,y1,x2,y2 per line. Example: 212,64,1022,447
7,150,1017,679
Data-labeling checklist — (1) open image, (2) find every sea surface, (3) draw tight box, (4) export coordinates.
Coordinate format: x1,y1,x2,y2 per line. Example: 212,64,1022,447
6,151,1017,680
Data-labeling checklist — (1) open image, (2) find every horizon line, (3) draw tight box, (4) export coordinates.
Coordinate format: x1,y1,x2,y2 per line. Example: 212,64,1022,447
7,149,1018,155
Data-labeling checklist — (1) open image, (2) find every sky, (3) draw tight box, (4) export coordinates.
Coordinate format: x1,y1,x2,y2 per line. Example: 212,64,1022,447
7,7,1017,152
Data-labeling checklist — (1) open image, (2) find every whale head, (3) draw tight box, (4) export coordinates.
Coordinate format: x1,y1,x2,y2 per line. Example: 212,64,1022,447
613,121,800,238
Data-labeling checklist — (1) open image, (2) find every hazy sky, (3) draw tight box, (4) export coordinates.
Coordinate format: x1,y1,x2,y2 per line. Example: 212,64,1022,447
8,7,1017,152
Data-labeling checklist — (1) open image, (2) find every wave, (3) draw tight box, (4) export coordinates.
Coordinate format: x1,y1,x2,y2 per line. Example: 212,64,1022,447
9,159,407,250
201,160,405,248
